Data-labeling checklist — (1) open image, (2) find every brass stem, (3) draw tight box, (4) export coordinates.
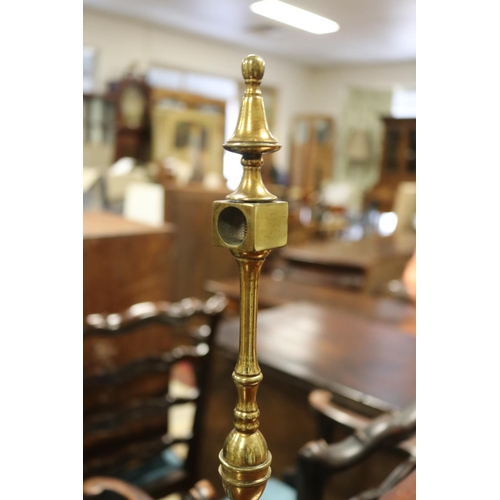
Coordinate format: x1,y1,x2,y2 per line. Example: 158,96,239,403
232,250,269,432
227,158,277,202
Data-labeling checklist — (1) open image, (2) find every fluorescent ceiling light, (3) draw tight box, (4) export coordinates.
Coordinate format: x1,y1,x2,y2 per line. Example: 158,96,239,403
250,0,340,35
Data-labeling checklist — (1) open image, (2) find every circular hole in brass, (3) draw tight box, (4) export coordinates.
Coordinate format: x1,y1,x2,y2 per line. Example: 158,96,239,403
218,207,247,246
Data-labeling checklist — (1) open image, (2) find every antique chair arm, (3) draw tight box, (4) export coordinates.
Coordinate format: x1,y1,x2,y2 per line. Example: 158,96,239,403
83,476,154,500
308,389,373,438
183,479,217,500
300,400,416,470
296,398,415,500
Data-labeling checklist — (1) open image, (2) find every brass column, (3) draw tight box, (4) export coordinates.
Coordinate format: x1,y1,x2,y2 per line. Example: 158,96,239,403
212,55,288,500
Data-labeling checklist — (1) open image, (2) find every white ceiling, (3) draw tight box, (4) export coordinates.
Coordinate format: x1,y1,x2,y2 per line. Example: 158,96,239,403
83,0,416,68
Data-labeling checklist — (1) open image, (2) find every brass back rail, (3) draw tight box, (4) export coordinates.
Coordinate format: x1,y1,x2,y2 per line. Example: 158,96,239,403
212,55,288,500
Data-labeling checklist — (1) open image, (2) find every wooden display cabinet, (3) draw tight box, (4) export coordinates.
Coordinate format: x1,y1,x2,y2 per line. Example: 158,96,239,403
365,117,416,212
289,115,334,199
83,93,115,145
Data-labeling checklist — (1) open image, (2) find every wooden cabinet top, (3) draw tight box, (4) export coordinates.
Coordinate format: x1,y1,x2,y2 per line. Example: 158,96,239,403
83,210,175,239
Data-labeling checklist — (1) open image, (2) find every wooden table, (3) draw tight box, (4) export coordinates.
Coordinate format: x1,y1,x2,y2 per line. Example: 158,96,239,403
206,275,416,335
278,233,416,293
216,301,415,414
201,298,414,498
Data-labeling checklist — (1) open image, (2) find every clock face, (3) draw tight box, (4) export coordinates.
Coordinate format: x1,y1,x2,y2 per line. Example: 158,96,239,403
120,84,146,128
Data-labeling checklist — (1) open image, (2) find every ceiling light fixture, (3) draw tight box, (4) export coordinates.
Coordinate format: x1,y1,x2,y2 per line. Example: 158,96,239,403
250,0,340,35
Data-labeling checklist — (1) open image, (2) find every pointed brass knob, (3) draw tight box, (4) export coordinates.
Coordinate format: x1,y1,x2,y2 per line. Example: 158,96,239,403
224,55,281,156
224,55,281,202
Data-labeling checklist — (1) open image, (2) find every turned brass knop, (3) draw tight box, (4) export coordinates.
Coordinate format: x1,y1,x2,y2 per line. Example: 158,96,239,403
224,55,281,157
212,55,288,500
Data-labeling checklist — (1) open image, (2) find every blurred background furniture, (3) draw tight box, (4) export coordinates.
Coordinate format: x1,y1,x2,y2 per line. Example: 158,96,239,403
123,182,165,227
83,294,227,498
392,182,416,234
84,476,155,500
199,299,415,498
151,91,225,184
84,143,115,170
345,129,372,185
277,232,416,294
295,390,416,500
84,477,217,500
103,158,152,212
379,470,416,500
205,275,416,335
83,94,115,148
364,118,416,213
107,72,151,163
160,183,239,301
215,301,415,414
83,143,115,210
84,389,415,500
83,211,176,317
289,115,335,201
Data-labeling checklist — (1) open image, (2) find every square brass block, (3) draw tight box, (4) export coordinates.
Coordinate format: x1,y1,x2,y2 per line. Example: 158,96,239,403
212,200,288,252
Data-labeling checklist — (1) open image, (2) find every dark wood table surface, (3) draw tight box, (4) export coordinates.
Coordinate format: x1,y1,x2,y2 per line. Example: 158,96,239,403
216,301,415,414
206,275,416,335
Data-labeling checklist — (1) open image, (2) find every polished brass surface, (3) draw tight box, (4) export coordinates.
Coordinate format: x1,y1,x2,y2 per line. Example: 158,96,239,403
213,202,287,252
212,55,288,500
224,54,281,202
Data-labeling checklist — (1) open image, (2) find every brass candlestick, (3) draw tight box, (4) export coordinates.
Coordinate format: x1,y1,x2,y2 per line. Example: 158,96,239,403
212,55,288,500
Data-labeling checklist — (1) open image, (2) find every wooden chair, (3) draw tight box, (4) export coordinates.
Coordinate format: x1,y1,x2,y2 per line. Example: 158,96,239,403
83,294,227,499
294,390,416,500
83,477,217,500
378,469,415,500
84,388,414,500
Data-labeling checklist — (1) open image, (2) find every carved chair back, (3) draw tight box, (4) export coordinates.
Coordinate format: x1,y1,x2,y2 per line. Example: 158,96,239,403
83,294,227,498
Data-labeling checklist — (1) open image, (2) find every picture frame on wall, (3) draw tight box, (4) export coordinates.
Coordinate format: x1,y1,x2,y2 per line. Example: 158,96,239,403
152,107,225,184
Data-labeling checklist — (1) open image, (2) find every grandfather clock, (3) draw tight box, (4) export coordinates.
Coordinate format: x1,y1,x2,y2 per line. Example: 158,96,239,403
108,72,151,163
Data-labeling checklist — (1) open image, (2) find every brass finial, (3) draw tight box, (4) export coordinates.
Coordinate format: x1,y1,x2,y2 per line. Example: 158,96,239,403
212,55,288,500
224,55,281,202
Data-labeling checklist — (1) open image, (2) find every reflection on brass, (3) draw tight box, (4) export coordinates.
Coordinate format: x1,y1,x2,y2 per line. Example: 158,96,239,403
212,55,288,500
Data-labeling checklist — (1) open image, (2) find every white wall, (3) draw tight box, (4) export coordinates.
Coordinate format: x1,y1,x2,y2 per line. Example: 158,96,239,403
308,62,416,118
84,8,416,181
83,7,315,170
307,63,416,189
